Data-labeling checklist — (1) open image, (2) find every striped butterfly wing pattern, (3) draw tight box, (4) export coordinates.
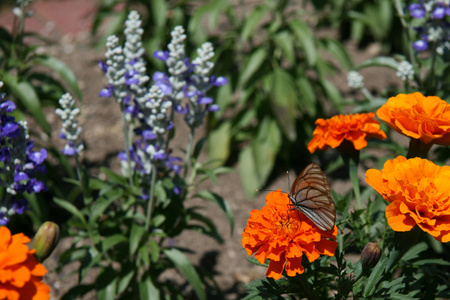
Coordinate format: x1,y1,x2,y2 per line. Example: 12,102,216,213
288,163,336,231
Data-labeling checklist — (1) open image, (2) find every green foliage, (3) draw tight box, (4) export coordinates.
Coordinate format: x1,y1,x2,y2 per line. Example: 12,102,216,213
90,0,354,198
52,11,234,298
0,4,82,137
205,1,352,197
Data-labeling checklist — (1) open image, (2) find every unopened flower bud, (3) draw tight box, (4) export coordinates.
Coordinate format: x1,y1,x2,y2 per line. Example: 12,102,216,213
33,221,60,261
361,242,382,269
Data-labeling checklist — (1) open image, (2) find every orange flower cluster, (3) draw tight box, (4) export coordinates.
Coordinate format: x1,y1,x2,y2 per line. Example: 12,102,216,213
307,113,386,153
365,156,450,243
377,92,450,145
0,227,50,300
242,190,338,280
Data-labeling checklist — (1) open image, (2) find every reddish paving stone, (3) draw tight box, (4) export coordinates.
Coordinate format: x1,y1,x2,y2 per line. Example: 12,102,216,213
0,0,99,37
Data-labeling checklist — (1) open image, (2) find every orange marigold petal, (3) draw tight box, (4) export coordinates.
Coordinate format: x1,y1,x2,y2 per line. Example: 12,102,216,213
386,202,416,231
377,92,450,146
0,227,50,299
368,156,450,242
308,113,386,153
242,190,338,279
266,257,286,280
285,256,305,277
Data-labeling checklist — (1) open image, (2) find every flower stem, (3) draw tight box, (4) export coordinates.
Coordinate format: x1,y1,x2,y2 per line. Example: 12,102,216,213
120,106,133,187
74,154,89,202
145,163,157,231
349,159,362,210
183,127,195,180
406,138,432,159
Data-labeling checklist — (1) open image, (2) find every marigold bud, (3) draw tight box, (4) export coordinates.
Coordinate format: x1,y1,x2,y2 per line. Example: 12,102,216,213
33,221,60,261
361,242,382,269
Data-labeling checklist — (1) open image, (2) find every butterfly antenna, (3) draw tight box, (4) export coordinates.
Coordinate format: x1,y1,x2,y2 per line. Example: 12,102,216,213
256,188,278,193
286,171,290,193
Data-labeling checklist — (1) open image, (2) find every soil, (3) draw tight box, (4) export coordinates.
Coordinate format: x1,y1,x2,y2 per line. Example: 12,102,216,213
0,1,402,299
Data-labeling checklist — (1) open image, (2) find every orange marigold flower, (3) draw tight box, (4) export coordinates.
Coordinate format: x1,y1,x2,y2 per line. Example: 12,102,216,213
0,226,51,300
365,156,450,243
307,113,386,153
377,92,450,145
242,190,338,280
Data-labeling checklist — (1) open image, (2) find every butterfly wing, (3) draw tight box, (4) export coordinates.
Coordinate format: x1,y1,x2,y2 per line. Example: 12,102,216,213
289,163,336,231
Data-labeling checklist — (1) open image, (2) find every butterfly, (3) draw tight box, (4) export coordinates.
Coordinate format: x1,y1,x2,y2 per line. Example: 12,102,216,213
288,163,336,231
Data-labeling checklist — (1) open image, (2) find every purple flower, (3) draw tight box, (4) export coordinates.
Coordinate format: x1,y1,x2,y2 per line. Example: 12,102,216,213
0,213,8,225
413,39,428,51
125,70,140,85
62,142,78,156
166,156,182,174
175,104,184,114
28,179,45,193
0,100,16,113
173,186,181,195
2,121,19,137
432,6,446,19
0,148,10,162
208,104,220,112
409,3,426,19
98,61,108,73
212,76,228,86
153,71,172,95
153,151,167,160
185,89,198,98
14,171,29,182
142,130,157,140
11,198,28,214
153,50,169,61
99,85,113,98
29,148,47,165
199,97,213,105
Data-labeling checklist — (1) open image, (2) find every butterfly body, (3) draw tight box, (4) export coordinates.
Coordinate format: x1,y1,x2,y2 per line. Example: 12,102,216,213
288,163,336,231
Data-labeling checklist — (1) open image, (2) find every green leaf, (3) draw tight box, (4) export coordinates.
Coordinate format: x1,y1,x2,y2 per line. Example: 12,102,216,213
270,69,297,141
401,242,428,262
214,83,232,117
102,234,128,253
35,56,82,100
139,274,160,300
241,5,268,41
89,194,119,223
413,258,450,266
194,190,234,234
150,0,167,30
297,77,317,115
363,255,388,297
97,267,118,300
238,145,259,198
193,137,206,160
207,121,231,167
321,78,344,113
53,197,87,226
163,248,206,300
355,56,400,71
289,19,317,66
100,167,128,185
129,222,146,256
94,10,128,50
61,284,94,300
117,264,135,294
1,73,51,135
238,48,267,88
148,239,160,263
272,31,295,64
321,37,353,70
254,118,282,184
